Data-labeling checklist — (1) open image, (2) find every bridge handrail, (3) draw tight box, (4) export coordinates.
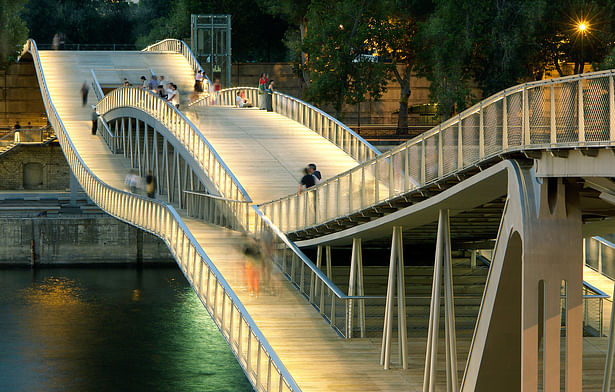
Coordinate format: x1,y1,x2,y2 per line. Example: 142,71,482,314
96,86,253,227
22,38,300,392
142,39,212,86
260,69,615,233
216,87,381,163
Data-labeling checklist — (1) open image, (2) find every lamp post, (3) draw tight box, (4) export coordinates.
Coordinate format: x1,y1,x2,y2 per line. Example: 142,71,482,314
578,22,587,74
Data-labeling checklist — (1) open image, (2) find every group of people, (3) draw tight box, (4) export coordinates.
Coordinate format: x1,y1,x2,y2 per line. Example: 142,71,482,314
124,170,157,198
298,163,322,194
137,75,180,109
193,70,221,104
258,73,275,112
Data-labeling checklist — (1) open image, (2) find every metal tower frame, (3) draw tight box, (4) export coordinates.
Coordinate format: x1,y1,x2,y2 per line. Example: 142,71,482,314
190,14,232,88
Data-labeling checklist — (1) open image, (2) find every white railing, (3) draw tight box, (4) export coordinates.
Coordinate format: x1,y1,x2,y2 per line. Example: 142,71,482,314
96,87,253,229
216,87,381,163
142,38,212,86
22,38,300,392
261,69,615,233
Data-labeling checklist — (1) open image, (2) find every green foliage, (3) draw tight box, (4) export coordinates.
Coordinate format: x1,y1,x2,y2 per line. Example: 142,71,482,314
136,0,289,61
0,0,29,70
301,0,390,118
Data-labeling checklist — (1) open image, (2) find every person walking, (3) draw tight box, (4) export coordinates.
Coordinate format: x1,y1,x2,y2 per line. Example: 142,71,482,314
145,170,157,198
81,82,89,106
258,73,268,110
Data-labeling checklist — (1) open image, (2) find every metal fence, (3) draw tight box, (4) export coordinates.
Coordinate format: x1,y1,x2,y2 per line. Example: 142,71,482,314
260,70,615,233
216,87,381,164
0,126,54,148
23,38,300,392
96,87,253,230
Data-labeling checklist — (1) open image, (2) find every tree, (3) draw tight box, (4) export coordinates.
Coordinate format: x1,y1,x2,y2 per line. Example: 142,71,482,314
301,0,389,119
258,0,311,84
0,0,29,70
417,0,548,118
370,0,432,134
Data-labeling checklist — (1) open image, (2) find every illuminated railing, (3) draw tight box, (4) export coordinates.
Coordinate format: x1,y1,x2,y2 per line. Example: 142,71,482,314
142,39,212,86
217,87,380,163
23,38,299,392
261,69,615,233
96,87,253,229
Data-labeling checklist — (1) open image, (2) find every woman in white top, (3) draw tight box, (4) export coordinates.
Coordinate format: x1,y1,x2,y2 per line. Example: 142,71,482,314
167,83,180,109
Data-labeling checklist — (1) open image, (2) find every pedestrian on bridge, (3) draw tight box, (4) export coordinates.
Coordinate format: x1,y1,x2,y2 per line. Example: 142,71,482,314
298,167,315,194
167,84,180,109
258,73,268,110
265,80,275,112
81,82,89,106
308,163,321,185
146,170,157,198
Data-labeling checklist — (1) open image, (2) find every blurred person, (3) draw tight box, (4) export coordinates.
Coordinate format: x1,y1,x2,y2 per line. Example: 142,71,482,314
157,85,167,99
81,82,89,106
139,76,148,89
298,167,315,194
145,170,156,198
125,170,138,193
147,75,158,91
241,233,262,297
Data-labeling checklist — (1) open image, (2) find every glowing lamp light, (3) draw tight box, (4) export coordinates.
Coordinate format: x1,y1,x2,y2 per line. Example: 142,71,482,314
578,22,588,32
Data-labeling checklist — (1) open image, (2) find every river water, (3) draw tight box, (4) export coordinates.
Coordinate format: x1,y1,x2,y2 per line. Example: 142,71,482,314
0,266,253,392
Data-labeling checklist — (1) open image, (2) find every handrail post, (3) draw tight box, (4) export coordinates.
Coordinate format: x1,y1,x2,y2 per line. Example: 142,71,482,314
550,84,557,144
610,75,615,141
579,79,585,143
479,103,485,159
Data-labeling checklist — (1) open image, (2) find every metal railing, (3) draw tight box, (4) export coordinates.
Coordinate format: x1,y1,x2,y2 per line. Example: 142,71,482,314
0,126,54,148
260,69,615,234
216,87,380,164
22,38,299,392
581,282,609,336
585,236,615,280
142,39,212,86
37,43,137,51
95,87,253,229
90,71,122,154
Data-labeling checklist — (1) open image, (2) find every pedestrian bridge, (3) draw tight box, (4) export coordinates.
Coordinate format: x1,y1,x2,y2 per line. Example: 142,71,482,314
18,38,615,391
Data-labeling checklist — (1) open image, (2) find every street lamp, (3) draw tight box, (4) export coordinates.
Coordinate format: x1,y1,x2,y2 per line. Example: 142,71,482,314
578,21,589,73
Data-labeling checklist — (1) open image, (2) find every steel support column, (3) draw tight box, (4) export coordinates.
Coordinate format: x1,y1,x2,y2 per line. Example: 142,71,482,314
380,226,407,370
347,237,365,339
423,209,458,392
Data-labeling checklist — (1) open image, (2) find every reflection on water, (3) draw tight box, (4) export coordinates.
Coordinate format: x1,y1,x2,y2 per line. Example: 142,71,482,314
0,267,252,392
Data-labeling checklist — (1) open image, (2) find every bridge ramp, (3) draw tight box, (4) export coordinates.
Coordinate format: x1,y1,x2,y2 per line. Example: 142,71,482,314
186,106,361,204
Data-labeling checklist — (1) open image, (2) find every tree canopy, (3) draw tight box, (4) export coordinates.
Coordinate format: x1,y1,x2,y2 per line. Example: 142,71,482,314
0,0,29,70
